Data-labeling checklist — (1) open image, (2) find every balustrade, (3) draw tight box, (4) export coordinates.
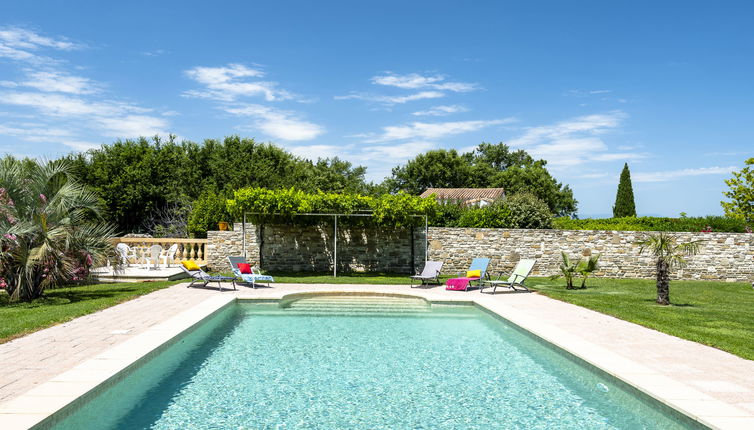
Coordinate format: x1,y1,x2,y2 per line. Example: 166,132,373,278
111,237,208,266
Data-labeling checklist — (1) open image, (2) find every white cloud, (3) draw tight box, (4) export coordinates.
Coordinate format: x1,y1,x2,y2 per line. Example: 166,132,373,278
0,27,79,63
61,140,101,151
633,166,736,183
364,118,515,143
363,141,437,160
334,91,444,104
412,104,469,116
184,64,293,102
21,70,98,94
505,111,644,168
226,104,324,141
96,115,170,138
0,123,73,141
286,144,344,160
372,73,478,92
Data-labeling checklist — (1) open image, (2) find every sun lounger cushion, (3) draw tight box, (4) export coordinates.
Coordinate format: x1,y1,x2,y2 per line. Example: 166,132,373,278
237,263,252,274
182,260,201,271
466,270,481,278
446,277,479,291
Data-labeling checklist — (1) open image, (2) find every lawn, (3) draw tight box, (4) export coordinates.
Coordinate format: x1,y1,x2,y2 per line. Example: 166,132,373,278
528,277,754,361
0,281,177,343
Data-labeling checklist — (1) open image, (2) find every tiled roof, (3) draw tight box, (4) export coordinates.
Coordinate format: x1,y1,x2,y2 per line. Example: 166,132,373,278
419,188,506,200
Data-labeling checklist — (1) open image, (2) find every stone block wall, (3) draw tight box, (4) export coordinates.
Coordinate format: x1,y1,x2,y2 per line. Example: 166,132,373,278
206,224,754,281
206,223,260,271
427,228,754,282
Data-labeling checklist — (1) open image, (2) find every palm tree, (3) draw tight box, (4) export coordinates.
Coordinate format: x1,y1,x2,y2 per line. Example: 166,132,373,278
577,254,601,288
637,233,702,305
551,252,580,289
0,157,115,302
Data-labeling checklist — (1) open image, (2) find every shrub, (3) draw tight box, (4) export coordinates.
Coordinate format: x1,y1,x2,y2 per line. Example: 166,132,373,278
455,204,512,228
0,157,115,302
553,216,748,233
188,191,231,237
504,192,553,229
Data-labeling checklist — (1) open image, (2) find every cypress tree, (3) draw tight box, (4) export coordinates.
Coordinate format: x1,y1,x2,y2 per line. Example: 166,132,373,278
613,163,637,217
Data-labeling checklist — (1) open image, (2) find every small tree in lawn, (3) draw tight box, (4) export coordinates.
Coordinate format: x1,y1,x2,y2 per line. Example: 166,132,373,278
721,157,754,227
551,252,580,290
613,163,636,217
637,233,702,305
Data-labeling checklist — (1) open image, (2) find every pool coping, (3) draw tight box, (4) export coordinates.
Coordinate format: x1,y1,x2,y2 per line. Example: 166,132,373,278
0,286,751,430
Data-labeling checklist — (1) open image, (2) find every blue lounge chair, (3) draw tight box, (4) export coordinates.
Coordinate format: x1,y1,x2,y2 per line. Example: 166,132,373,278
180,265,236,291
228,256,274,288
446,258,491,291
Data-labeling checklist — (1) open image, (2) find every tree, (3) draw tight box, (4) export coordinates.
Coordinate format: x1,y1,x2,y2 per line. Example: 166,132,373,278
637,233,702,305
721,157,754,225
0,157,115,302
67,135,371,234
387,143,577,217
613,163,636,217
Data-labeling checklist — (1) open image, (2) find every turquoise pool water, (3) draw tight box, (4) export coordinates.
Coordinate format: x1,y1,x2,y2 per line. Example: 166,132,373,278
49,296,704,429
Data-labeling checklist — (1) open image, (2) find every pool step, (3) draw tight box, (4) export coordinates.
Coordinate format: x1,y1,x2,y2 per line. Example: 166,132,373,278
282,295,431,314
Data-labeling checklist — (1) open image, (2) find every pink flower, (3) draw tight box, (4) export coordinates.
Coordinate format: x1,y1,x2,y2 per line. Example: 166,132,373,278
39,194,47,204
85,253,93,266
0,278,6,289
3,233,16,241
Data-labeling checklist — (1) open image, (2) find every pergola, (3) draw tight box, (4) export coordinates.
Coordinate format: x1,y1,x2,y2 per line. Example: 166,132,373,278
242,212,429,277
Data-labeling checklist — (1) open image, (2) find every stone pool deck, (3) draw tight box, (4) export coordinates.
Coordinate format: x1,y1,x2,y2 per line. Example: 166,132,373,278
0,282,752,429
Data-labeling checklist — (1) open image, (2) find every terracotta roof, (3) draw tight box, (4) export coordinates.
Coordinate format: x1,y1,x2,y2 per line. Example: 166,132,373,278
419,188,506,201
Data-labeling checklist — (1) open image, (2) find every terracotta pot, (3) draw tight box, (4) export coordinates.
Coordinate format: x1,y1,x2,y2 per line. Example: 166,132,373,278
218,221,229,231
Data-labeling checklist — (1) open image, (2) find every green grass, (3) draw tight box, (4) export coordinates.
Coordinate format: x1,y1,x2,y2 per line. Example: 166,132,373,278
528,277,754,360
0,281,178,343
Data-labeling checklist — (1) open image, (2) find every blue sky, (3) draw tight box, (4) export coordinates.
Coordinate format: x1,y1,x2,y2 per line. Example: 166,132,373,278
0,1,752,217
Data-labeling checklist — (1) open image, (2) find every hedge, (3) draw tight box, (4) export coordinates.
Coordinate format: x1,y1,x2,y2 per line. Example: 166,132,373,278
553,216,749,233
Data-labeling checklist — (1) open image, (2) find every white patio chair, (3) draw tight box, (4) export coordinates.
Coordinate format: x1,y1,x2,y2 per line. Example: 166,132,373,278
160,243,179,268
115,243,138,267
144,244,163,270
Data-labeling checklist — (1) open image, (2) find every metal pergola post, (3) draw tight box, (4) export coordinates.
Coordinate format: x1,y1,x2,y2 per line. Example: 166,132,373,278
333,214,338,277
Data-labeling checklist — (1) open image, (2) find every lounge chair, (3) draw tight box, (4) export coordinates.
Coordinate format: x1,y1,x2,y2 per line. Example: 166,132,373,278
180,263,236,291
480,259,536,293
410,261,444,287
227,256,274,288
445,258,491,291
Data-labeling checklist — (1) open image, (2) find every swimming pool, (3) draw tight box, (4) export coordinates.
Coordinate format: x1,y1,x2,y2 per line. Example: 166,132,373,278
46,295,704,429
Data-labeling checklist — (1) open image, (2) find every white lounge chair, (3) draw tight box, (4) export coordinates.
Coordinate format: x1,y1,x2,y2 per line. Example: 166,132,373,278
227,256,274,288
480,259,536,293
410,261,443,287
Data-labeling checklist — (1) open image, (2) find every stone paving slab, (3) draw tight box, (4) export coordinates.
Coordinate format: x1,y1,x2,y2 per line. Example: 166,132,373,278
0,282,752,429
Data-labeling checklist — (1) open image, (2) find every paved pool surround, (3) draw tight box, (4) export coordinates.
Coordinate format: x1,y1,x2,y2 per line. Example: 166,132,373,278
0,283,753,429
207,223,754,281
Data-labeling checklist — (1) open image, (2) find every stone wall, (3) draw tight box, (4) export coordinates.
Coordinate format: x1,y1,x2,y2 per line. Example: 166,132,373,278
206,225,754,281
427,228,754,282
206,223,260,271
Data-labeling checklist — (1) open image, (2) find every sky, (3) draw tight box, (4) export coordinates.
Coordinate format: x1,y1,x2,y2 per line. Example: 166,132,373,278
0,0,752,218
